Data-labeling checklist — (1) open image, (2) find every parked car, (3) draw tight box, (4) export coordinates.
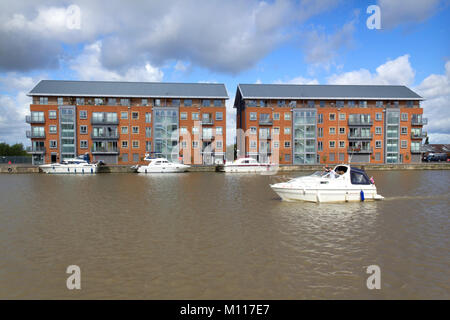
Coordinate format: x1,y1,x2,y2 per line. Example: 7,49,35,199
424,153,448,162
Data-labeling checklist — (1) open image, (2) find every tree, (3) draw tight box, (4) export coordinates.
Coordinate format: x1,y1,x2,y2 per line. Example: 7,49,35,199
0,143,29,156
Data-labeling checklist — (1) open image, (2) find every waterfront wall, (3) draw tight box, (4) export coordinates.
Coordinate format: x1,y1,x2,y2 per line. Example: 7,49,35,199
1,163,449,174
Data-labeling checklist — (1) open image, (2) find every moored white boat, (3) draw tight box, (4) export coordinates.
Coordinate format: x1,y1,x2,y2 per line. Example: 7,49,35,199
136,157,189,173
220,157,277,173
270,164,384,203
40,158,98,174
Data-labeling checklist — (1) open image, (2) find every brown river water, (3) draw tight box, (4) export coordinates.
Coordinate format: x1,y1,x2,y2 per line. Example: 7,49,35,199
0,170,449,299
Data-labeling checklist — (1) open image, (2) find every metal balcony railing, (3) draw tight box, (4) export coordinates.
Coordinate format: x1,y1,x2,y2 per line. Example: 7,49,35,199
259,134,272,140
411,118,428,125
201,118,214,125
26,115,45,123
26,131,45,138
91,133,119,140
411,132,427,139
28,146,46,154
347,147,373,154
347,133,373,140
91,146,119,154
91,118,119,125
348,119,373,126
259,119,273,125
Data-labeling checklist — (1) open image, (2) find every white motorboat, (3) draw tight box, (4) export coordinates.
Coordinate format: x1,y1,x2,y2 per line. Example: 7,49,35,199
136,157,190,173
40,158,98,174
270,164,384,203
220,157,277,173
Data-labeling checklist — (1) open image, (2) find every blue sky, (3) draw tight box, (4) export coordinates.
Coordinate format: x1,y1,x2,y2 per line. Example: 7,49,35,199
0,0,449,146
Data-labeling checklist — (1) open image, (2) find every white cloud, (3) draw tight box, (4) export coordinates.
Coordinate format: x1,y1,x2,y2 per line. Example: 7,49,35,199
327,54,415,85
415,61,450,143
70,41,163,82
378,0,442,29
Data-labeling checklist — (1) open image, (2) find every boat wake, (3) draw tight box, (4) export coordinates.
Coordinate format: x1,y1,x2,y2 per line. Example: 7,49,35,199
382,193,450,201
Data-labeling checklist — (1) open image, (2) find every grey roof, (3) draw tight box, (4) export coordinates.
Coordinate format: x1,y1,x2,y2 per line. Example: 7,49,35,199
238,84,423,100
28,80,229,99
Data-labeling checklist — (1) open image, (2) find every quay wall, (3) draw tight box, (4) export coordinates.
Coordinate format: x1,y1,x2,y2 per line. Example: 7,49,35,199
1,163,449,174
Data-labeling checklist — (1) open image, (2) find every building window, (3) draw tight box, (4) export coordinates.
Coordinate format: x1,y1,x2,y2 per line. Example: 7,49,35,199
401,113,408,121
121,111,128,119
277,100,285,107
214,100,222,107
145,112,151,123
339,113,346,120
401,140,407,149
284,141,291,148
329,113,336,121
192,141,199,148
94,98,104,105
202,100,211,107
318,141,323,151
49,125,57,134
121,126,128,134
339,141,345,148
132,112,139,120
50,140,57,149
250,112,257,121
336,101,344,108
216,127,223,135
284,127,291,135
48,110,57,119
348,101,355,107
329,141,336,148
394,101,399,108
80,125,87,134
184,99,192,107
284,113,291,120
172,99,180,107
107,98,116,106
359,101,367,108
181,141,187,149
284,154,291,162
39,97,48,105
260,100,266,107
319,101,326,108
273,141,279,148
132,140,139,148
192,127,199,135
57,97,63,105
180,112,188,120
141,99,148,106
121,141,128,148
76,98,84,105
318,127,323,137
192,113,199,120
406,101,414,108
215,112,223,120
145,127,151,138
79,110,87,119
329,127,336,134
146,141,151,152
216,141,223,149
329,153,335,161
307,100,315,108
180,127,187,135
133,153,139,162
132,126,139,134
289,100,297,107
273,113,280,120
375,127,382,135
376,101,383,108
401,127,408,135
318,113,323,124
80,140,88,149
122,153,128,162
154,99,161,107
250,140,257,149
376,112,382,121
375,152,381,161
273,127,280,135
375,140,382,149
339,127,345,134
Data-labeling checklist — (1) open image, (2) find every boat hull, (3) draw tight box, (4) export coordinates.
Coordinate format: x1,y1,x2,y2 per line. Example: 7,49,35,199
137,165,189,173
270,186,384,203
221,165,275,173
40,165,98,174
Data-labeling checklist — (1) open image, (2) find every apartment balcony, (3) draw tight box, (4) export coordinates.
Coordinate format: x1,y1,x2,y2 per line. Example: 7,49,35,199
347,133,373,140
259,134,272,140
201,118,214,125
347,147,373,154
411,118,428,125
26,131,45,139
411,132,427,139
26,115,45,124
91,118,119,125
91,133,119,140
259,119,273,125
91,146,119,154
348,119,373,126
26,146,46,154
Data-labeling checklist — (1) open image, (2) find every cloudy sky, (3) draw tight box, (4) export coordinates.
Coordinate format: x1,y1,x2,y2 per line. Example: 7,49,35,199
0,0,449,146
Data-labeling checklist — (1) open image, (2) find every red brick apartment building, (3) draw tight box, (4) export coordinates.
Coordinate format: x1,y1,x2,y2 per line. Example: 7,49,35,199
27,80,228,165
234,84,427,165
